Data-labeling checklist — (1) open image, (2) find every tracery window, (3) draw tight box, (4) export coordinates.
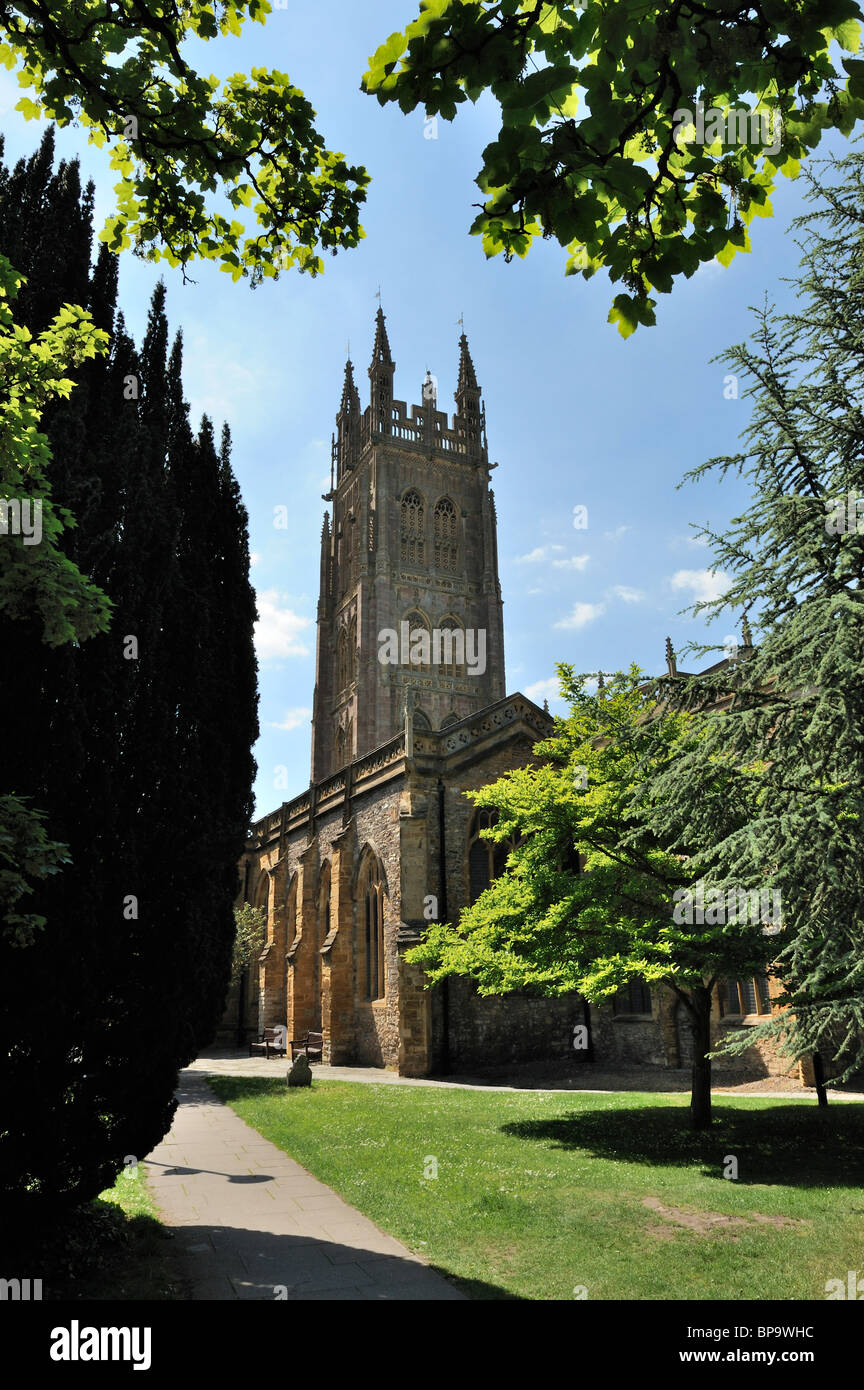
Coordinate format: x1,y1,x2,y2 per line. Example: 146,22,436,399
337,626,349,691
433,496,458,572
404,609,431,670
437,616,465,678
400,489,425,567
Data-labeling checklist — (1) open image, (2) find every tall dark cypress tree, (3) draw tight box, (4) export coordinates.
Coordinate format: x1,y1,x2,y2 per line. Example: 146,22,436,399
0,136,258,1225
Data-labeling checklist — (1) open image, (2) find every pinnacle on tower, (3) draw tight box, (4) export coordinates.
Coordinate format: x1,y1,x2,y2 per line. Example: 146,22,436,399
454,329,483,458
369,305,395,435
340,357,360,413
665,636,677,678
456,331,479,396
336,358,361,478
370,305,393,366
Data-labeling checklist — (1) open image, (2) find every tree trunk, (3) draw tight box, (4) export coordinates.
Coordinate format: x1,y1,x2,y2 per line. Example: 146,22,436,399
812,1051,829,1108
689,988,713,1130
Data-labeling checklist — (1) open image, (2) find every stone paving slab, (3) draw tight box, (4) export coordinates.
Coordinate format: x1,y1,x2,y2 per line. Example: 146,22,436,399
144,1073,465,1302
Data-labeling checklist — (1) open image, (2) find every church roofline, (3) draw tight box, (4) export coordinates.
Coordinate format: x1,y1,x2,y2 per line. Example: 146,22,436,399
246,692,552,850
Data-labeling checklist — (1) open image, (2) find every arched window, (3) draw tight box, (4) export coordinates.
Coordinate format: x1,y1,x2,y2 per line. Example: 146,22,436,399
337,626,349,691
467,808,515,904
360,855,385,1001
437,616,465,678
433,496,458,572
285,875,298,955
400,489,425,566
318,863,331,947
413,709,431,731
404,609,431,670
440,712,459,729
336,617,356,692
335,724,346,768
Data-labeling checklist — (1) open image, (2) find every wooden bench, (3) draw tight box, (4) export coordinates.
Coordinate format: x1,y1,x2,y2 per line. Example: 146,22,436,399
249,1026,287,1059
290,1030,323,1063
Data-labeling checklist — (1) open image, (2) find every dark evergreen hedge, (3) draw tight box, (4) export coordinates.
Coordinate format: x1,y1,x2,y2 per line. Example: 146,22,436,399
0,130,259,1225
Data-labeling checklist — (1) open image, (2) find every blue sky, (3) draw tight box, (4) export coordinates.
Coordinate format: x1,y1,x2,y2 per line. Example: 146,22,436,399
0,4,850,815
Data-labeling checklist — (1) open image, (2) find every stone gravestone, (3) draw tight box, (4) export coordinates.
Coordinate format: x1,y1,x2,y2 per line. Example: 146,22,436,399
287,1054,312,1087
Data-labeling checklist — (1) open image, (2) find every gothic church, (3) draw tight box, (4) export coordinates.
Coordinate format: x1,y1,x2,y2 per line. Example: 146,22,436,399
226,311,801,1085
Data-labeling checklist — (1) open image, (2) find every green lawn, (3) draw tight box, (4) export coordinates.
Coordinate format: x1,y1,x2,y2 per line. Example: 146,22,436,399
210,1077,864,1301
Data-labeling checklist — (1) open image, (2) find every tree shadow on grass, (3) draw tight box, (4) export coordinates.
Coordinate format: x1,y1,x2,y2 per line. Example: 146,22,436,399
501,1103,864,1187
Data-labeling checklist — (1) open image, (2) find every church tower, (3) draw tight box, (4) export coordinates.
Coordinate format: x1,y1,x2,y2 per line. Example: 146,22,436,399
310,310,506,781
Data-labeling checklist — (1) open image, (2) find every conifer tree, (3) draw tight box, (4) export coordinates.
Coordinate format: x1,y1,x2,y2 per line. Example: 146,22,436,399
0,135,258,1222
647,151,864,1085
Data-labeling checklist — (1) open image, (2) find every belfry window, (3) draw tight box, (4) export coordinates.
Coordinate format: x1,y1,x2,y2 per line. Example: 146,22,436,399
400,490,425,566
438,617,465,678
404,609,431,669
433,497,458,572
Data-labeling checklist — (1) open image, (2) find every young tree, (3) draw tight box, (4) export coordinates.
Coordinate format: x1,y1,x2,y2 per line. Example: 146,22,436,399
648,149,864,1086
365,0,864,333
408,666,776,1128
231,903,266,984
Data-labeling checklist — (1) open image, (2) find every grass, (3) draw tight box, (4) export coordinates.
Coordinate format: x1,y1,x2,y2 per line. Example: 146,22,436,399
10,1167,185,1301
209,1077,864,1301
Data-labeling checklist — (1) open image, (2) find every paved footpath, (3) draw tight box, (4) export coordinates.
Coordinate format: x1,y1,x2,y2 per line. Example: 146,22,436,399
185,1051,864,1101
144,1073,465,1301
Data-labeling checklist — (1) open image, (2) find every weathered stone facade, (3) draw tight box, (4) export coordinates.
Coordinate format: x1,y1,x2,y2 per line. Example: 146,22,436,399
219,313,813,1086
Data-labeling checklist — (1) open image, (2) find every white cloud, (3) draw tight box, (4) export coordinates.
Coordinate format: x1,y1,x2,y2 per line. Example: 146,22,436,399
554,601,605,630
603,524,631,540
525,676,564,706
610,585,644,603
552,554,590,571
250,552,261,567
670,568,731,603
254,589,312,661
268,707,312,732
516,544,565,564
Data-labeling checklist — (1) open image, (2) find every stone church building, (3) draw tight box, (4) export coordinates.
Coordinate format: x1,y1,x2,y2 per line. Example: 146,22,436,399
224,311,802,1084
